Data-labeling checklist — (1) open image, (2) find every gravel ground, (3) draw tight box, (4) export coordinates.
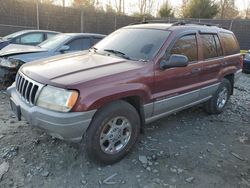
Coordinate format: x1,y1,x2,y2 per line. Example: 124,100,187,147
0,73,249,188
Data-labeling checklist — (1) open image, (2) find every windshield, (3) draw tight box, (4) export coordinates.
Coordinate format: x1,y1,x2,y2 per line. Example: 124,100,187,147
39,34,70,50
3,30,28,40
94,28,170,61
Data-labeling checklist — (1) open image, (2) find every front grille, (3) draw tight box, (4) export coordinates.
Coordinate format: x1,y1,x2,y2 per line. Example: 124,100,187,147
15,72,43,105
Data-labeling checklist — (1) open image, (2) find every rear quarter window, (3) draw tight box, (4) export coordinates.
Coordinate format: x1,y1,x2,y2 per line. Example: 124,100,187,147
221,33,239,55
47,33,57,39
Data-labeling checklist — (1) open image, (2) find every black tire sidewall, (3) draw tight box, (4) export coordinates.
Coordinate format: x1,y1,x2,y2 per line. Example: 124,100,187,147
85,100,140,164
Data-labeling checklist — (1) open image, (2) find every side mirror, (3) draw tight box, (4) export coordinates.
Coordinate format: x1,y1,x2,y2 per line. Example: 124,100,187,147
160,54,188,70
58,45,70,53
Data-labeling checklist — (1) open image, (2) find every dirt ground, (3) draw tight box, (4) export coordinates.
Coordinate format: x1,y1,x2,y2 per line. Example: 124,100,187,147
0,74,249,188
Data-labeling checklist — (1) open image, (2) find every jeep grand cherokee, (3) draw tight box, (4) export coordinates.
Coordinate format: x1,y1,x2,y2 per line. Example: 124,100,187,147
7,22,242,164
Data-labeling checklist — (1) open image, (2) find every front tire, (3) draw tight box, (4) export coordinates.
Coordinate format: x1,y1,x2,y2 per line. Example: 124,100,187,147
205,78,231,114
84,100,140,164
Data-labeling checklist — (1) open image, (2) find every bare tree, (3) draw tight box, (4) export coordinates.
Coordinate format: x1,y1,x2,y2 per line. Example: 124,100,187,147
243,0,250,18
218,0,239,19
147,0,154,14
114,0,125,14
39,0,55,4
73,0,94,7
105,0,116,12
138,0,147,15
137,0,155,15
180,0,189,17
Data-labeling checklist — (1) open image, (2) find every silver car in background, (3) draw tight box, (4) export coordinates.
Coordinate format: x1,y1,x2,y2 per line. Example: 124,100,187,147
0,33,106,87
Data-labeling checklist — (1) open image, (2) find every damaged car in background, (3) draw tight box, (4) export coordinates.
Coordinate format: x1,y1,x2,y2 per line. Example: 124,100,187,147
0,33,106,87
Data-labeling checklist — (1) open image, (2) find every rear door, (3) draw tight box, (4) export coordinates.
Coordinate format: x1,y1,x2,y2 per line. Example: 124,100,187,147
153,33,204,115
199,33,224,99
220,32,241,70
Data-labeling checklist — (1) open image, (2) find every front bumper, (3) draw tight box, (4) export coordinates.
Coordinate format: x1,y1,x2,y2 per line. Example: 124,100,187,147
7,85,96,142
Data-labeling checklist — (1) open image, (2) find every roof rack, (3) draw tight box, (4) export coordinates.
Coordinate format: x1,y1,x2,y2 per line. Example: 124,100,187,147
128,20,227,29
172,21,220,27
129,20,221,27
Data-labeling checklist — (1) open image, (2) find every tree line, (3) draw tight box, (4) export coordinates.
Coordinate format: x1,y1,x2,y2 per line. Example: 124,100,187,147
35,0,250,19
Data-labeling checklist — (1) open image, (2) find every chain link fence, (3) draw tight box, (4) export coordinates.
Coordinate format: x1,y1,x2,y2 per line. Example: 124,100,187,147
0,0,139,36
146,18,250,50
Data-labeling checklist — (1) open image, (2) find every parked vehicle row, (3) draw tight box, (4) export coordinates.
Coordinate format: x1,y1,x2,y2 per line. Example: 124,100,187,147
0,31,106,86
7,22,242,164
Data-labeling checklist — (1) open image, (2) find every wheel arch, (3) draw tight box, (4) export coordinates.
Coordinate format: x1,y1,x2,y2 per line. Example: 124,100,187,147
121,96,146,133
224,73,234,95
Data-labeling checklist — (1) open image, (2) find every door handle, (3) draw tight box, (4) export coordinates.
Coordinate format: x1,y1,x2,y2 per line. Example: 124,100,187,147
191,68,202,73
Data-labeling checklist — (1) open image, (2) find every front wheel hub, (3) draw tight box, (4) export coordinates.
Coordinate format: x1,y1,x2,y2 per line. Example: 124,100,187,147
217,87,228,109
100,116,132,154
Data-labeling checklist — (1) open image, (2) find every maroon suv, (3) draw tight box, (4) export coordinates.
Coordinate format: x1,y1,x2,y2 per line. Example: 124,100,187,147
7,23,242,164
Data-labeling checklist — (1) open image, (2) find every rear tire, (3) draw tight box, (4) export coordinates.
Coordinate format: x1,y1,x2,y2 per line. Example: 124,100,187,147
205,78,231,114
84,100,140,164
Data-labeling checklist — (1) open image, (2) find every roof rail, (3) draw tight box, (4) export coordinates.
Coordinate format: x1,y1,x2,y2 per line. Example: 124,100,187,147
174,21,220,27
129,20,222,28
148,20,221,27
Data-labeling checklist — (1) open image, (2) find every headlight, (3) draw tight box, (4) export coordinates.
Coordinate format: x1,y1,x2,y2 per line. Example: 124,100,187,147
36,86,79,112
0,58,20,68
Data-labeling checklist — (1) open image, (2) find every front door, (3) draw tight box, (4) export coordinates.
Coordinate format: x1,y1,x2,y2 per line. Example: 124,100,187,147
153,33,203,116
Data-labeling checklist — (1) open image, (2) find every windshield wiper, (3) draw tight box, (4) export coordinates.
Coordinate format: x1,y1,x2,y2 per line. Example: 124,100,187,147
104,49,131,60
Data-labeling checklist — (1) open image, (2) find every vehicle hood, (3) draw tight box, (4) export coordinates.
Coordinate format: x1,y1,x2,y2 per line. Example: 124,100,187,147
5,51,53,64
0,44,47,56
21,51,146,87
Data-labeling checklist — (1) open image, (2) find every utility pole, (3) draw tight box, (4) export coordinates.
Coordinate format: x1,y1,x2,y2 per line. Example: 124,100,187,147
81,9,84,33
122,0,125,14
36,0,40,29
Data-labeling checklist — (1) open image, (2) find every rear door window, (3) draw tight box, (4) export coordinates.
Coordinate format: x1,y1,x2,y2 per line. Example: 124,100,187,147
200,34,217,59
93,37,103,45
19,33,44,44
221,33,239,55
170,34,198,62
82,38,91,50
